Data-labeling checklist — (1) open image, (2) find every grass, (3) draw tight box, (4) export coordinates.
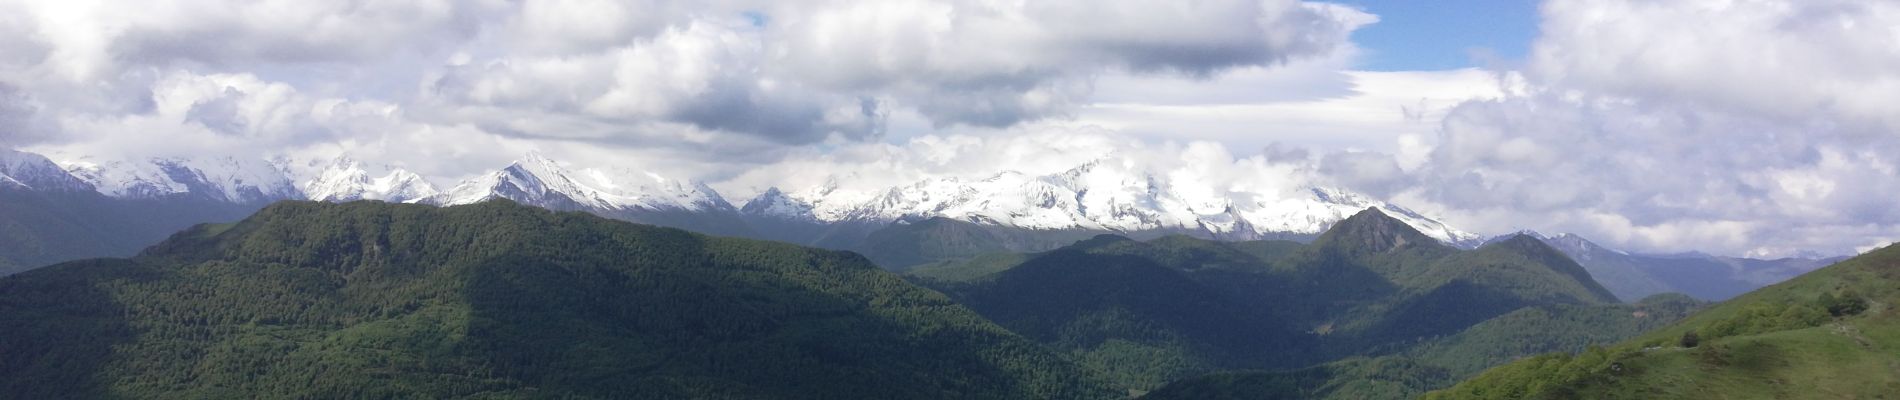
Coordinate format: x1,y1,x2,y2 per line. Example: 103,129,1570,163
1426,244,1900,400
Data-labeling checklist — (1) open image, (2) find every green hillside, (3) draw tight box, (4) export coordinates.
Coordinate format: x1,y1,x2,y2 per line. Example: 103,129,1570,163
1138,295,1701,400
916,208,1634,394
0,200,1113,399
1426,243,1900,400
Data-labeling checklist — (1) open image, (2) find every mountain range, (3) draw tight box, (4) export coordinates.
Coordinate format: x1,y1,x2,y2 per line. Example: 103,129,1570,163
0,148,1841,303
1485,231,1840,302
900,208,1694,395
0,183,1884,398
0,200,1701,399
1,149,1474,268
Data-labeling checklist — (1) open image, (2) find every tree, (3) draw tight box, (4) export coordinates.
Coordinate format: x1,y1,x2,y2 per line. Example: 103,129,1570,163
1819,290,1869,317
1678,330,1699,348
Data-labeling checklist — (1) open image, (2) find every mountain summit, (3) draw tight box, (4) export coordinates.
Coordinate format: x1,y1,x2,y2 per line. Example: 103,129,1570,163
1314,207,1442,254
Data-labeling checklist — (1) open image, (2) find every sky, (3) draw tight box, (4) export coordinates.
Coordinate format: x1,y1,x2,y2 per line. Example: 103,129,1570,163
1331,0,1539,70
0,0,1897,258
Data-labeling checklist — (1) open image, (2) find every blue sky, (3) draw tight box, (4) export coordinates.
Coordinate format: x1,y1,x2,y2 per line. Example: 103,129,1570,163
1335,0,1540,70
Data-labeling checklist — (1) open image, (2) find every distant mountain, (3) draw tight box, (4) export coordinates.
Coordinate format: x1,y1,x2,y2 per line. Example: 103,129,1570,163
742,160,1482,248
4,147,1839,281
4,148,1491,274
0,149,94,192
0,150,274,275
300,156,439,203
0,150,757,274
63,155,300,203
1427,243,1900,399
0,200,1114,399
909,208,1630,393
1485,231,1840,302
437,152,755,237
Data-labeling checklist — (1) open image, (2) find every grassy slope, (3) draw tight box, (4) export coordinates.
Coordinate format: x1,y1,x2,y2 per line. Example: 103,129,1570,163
0,200,1113,399
1426,244,1900,400
1139,295,1701,400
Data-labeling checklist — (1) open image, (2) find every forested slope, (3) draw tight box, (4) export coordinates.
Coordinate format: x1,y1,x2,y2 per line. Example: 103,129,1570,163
0,200,1113,399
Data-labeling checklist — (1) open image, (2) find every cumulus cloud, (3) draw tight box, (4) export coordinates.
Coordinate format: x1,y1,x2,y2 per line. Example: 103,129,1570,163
1371,0,1900,257
1529,0,1900,134
0,0,1370,177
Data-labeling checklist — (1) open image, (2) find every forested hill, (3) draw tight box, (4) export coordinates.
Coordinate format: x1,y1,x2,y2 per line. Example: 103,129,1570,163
1426,243,1900,399
0,200,1114,399
912,208,1636,395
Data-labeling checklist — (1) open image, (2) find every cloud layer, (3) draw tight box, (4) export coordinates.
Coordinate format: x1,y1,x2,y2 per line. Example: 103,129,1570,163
0,0,1366,153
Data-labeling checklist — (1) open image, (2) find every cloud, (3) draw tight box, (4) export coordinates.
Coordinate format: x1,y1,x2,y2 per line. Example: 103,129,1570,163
1076,68,1506,153
715,125,1325,206
0,0,1370,176
1529,0,1900,134
1375,0,1900,257
0,84,50,147
753,0,1372,127
1318,150,1411,198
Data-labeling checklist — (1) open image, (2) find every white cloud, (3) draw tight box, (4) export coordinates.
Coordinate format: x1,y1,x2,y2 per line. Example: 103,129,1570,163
714,125,1325,206
1077,68,1508,153
1530,0,1900,134
0,0,1372,173
1373,0,1900,257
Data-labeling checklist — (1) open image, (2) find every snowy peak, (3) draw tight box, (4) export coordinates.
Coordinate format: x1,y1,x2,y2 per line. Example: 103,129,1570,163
158,157,301,203
303,157,374,201
764,160,1481,246
373,170,440,203
0,149,93,192
56,155,297,202
445,159,589,208
443,152,729,213
574,166,734,212
302,156,440,203
742,187,816,220
1543,233,1619,256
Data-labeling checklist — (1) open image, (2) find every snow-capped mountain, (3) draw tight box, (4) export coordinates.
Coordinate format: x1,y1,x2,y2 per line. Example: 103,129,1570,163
441,152,733,212
743,160,1482,246
0,149,94,192
301,156,440,203
15,147,1477,247
739,187,816,221
1538,232,1629,261
61,156,300,203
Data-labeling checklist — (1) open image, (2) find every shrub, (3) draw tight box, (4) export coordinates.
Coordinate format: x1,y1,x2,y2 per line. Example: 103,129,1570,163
1818,291,1869,317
